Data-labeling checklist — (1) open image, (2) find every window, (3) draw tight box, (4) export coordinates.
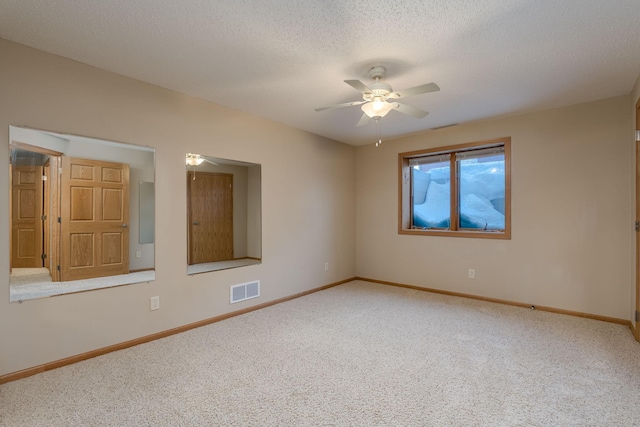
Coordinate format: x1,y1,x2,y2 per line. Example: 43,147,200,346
399,137,511,239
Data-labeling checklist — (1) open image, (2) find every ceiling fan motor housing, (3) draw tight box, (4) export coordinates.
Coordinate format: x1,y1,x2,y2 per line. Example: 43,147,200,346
364,82,392,101
368,66,386,80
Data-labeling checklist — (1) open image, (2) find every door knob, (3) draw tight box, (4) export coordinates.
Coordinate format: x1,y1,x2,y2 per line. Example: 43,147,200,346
193,221,200,225
121,223,128,228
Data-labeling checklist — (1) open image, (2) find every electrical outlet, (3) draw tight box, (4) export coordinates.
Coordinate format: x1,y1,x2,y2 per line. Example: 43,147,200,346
150,296,160,311
468,269,475,279
324,262,329,271
135,251,142,258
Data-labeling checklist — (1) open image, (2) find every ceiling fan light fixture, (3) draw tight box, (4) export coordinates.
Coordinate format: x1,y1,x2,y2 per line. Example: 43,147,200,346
186,153,204,166
372,96,386,111
361,100,393,119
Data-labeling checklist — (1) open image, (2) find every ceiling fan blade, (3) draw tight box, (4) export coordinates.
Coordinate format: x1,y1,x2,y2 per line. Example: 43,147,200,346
344,79,372,94
315,100,366,112
387,82,440,99
356,113,371,127
202,158,219,166
392,102,429,119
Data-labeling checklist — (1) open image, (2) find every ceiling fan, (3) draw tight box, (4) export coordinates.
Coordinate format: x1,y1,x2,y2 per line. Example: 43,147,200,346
186,153,218,166
186,153,219,180
315,66,440,127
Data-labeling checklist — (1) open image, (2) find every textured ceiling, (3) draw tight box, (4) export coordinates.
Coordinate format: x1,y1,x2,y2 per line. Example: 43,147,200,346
1,0,639,146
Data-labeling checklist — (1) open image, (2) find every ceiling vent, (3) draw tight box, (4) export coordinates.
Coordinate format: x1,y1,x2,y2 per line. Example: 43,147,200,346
431,123,459,130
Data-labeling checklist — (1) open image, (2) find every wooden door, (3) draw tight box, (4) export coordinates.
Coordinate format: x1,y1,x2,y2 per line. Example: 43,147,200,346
10,165,44,268
60,157,130,281
43,160,51,269
188,172,233,264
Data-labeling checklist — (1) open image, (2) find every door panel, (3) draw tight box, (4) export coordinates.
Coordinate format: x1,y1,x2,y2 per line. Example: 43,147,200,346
16,229,36,257
61,157,129,281
188,172,233,264
70,233,93,267
102,232,124,265
103,189,124,220
70,187,94,220
11,165,43,268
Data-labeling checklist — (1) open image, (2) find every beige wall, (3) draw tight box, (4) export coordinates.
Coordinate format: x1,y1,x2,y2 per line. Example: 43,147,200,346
631,71,640,328
0,39,356,376
356,95,634,320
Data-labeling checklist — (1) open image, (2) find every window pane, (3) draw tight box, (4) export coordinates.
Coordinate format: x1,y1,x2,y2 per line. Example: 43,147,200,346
458,154,505,230
412,161,450,228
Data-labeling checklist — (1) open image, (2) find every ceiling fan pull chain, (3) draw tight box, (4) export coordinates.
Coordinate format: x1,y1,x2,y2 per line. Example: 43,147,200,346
375,118,382,147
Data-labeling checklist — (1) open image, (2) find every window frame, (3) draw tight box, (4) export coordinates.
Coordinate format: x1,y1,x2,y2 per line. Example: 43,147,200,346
398,137,511,239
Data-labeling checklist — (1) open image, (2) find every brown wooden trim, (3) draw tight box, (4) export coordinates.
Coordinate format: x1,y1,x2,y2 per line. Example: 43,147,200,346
129,268,155,273
0,277,356,385
449,154,458,231
398,154,408,233
232,257,262,262
356,277,632,327
502,140,512,239
10,141,64,157
49,156,61,282
398,228,510,239
631,321,638,341
398,137,507,159
0,365,46,384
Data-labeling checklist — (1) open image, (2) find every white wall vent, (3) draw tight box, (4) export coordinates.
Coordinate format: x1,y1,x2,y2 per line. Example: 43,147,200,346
230,280,260,304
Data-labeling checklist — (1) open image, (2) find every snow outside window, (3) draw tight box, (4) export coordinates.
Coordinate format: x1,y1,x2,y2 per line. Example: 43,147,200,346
399,138,511,239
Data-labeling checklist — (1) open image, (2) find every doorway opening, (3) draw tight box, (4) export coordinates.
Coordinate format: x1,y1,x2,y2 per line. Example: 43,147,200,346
10,149,131,284
185,154,262,275
8,126,156,302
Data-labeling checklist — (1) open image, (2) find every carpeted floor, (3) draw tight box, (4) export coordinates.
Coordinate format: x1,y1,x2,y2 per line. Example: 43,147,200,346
1,280,639,426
